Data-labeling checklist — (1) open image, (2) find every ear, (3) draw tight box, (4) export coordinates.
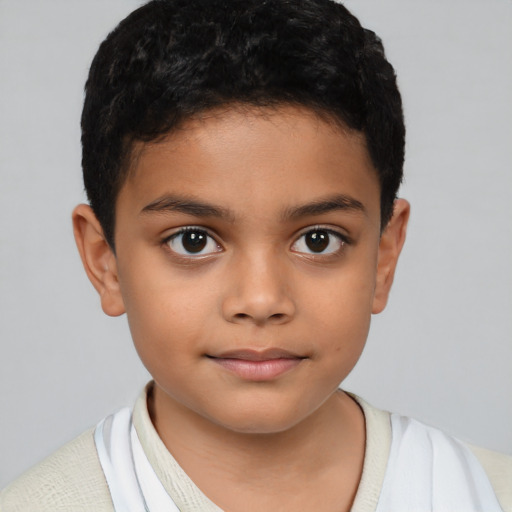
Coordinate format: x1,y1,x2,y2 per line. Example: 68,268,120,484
372,199,410,314
72,204,125,317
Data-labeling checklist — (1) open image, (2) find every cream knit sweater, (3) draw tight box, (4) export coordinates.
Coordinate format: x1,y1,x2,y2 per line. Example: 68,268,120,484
2,384,511,512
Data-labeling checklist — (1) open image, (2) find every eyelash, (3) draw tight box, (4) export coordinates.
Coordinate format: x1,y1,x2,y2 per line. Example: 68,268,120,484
291,226,349,258
162,225,350,259
162,226,222,258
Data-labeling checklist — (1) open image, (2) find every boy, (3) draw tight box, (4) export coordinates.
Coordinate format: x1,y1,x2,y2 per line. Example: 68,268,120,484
1,0,510,510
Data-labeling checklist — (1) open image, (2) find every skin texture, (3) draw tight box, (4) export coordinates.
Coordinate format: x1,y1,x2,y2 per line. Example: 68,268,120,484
73,106,409,511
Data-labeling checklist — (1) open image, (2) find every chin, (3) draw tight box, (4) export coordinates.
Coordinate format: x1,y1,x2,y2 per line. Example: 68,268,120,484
220,418,302,436
207,402,311,436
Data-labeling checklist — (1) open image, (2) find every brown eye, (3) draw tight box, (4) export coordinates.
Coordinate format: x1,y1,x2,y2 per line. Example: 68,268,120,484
291,228,344,255
305,231,329,252
167,228,222,256
182,231,207,253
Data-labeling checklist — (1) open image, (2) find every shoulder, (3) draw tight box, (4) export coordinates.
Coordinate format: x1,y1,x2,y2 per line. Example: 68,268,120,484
388,411,512,512
467,443,512,512
391,412,512,512
350,395,512,512
0,427,114,512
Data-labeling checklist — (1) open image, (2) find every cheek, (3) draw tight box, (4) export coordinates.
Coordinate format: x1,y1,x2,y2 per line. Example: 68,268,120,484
300,259,376,360
118,262,213,367
303,258,377,323
319,307,370,370
126,298,206,398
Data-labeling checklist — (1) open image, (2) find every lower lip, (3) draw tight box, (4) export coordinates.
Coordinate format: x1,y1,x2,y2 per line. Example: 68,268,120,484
210,357,303,381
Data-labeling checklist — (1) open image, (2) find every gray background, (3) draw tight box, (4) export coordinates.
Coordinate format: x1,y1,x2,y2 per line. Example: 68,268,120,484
1,0,510,488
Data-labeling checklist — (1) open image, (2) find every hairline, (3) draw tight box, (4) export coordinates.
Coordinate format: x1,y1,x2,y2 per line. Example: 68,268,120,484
108,101,385,251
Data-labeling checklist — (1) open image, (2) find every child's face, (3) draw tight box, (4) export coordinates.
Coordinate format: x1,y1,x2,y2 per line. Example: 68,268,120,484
75,106,408,434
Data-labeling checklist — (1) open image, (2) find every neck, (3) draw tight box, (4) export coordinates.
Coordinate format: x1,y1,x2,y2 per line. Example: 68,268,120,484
148,384,365,511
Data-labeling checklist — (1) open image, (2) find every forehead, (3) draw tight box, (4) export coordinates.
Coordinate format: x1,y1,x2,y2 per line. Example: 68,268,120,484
119,105,380,224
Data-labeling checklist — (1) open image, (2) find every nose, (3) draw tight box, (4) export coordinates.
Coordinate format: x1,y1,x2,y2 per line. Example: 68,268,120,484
221,250,296,326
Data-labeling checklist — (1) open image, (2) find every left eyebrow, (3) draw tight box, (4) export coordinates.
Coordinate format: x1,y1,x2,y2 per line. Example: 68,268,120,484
140,194,235,221
282,194,366,220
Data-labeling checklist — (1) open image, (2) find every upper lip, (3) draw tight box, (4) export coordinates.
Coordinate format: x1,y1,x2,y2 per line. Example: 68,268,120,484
207,348,306,361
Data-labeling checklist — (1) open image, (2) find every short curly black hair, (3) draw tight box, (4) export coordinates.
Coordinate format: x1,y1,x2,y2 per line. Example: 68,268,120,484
82,0,405,248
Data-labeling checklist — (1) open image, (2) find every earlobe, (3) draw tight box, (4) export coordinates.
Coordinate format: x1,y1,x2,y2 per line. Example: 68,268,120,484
72,204,126,317
372,199,410,314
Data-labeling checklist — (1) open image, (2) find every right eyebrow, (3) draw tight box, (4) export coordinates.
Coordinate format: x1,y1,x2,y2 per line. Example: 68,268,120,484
140,194,235,222
282,193,366,220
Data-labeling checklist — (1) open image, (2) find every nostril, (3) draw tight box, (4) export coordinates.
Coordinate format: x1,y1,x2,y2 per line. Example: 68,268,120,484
231,312,287,323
